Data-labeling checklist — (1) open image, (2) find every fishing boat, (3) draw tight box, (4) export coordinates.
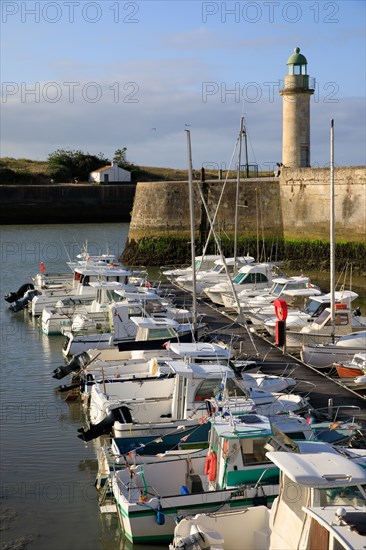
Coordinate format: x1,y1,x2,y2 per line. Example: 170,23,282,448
170,450,366,550
109,411,300,544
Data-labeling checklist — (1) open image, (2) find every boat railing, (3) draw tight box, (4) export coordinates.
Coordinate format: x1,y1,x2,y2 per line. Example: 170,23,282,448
311,404,362,423
287,380,316,399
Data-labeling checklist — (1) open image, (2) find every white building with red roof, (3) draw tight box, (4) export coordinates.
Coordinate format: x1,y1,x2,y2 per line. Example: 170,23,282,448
89,162,131,184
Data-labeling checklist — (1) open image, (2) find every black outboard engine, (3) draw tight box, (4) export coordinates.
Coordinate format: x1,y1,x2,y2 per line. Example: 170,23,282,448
77,406,133,442
4,283,35,303
53,351,92,380
353,306,361,317
9,289,40,312
172,532,211,550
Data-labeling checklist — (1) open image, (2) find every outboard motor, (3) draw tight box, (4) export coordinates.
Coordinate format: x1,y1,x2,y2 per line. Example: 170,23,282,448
53,351,92,380
4,283,35,303
353,306,361,317
77,406,133,442
9,289,40,312
172,532,211,550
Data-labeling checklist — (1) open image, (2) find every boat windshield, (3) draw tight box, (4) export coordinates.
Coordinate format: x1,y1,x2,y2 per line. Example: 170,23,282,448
319,485,366,507
272,283,286,297
304,299,326,315
313,309,350,327
194,378,246,401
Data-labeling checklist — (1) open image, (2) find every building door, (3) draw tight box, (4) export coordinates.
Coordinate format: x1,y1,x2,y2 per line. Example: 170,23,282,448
104,174,109,183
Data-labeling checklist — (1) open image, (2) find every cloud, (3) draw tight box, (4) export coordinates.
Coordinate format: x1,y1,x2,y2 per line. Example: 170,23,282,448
1,63,365,169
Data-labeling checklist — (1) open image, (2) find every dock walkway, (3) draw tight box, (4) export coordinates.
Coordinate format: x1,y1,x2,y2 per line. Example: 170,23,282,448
163,283,366,432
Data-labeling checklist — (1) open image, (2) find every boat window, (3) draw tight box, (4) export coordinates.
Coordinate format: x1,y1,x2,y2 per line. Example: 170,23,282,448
272,283,285,296
128,306,143,318
147,328,176,340
319,485,366,507
212,264,222,273
232,273,245,284
305,299,326,315
241,437,271,464
326,313,350,327
243,273,269,285
194,378,245,401
145,300,166,314
281,474,308,521
313,309,330,326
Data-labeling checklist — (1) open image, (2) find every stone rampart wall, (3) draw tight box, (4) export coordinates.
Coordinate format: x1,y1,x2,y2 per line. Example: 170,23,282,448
128,166,366,243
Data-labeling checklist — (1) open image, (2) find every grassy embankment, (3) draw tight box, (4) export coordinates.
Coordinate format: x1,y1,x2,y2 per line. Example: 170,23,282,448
0,157,271,184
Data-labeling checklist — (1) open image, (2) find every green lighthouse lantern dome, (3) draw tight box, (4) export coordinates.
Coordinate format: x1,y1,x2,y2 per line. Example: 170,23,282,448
287,47,308,75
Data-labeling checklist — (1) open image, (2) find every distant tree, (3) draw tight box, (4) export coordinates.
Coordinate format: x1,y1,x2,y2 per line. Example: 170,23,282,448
47,149,109,182
113,147,138,172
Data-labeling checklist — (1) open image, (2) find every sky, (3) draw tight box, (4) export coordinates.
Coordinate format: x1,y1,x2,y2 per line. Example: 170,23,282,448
1,0,365,170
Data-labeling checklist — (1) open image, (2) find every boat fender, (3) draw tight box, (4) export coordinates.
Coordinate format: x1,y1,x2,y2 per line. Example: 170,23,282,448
173,532,211,550
205,451,217,481
156,502,165,525
204,452,211,475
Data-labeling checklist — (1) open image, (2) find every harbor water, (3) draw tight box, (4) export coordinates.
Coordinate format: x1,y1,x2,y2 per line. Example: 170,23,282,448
0,223,163,550
0,223,365,550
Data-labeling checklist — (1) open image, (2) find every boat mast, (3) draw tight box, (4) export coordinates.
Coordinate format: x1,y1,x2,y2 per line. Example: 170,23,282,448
330,119,335,341
186,130,197,332
234,116,244,271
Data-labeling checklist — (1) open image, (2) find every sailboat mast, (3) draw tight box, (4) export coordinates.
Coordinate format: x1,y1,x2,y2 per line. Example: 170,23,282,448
234,116,244,269
186,130,197,331
330,119,335,340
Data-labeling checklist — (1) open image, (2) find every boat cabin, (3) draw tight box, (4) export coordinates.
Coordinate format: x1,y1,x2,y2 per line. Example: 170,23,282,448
267,451,366,550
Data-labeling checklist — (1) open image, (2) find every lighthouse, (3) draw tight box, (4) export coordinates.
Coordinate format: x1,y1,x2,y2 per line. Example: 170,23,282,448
280,47,315,168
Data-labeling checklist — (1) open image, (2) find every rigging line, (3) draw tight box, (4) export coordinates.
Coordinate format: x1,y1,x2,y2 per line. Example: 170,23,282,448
196,184,260,356
199,137,240,262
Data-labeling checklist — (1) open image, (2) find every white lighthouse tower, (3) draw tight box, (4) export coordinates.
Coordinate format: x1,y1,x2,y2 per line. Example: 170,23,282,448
280,47,315,167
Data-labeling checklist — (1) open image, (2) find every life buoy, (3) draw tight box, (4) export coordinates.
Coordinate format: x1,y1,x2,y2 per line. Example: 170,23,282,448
273,299,288,321
205,451,217,482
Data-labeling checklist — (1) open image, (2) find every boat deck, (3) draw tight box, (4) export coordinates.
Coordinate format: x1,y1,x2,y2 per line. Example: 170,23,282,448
162,283,366,433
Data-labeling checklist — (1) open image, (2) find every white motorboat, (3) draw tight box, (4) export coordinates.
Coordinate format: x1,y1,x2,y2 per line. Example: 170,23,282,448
175,256,254,295
301,330,366,368
41,281,131,335
284,304,366,348
202,263,276,306
77,354,310,443
62,315,207,357
170,450,366,550
162,255,221,283
263,290,360,344
232,276,321,315
30,265,133,316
